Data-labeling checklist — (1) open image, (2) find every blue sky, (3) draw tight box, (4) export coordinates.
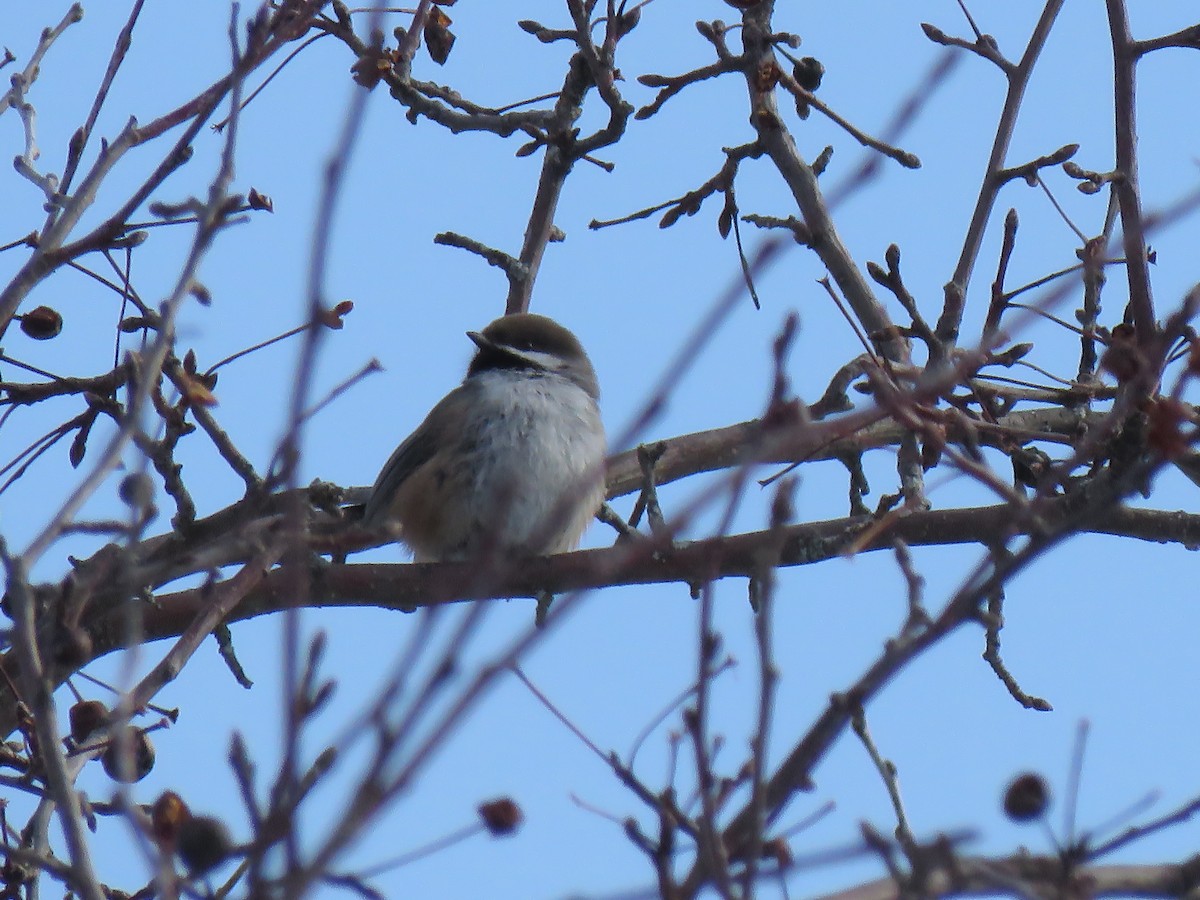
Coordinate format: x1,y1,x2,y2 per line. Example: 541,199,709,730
3,2,1200,897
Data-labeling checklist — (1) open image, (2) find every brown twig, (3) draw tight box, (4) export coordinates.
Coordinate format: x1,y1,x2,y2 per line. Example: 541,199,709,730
934,0,1066,352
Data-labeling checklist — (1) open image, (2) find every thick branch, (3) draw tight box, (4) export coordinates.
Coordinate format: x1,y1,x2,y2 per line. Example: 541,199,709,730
1105,0,1156,337
817,854,1200,900
0,499,1186,739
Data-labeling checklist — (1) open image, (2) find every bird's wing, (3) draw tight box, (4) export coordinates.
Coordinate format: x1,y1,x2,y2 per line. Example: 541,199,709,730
361,395,454,525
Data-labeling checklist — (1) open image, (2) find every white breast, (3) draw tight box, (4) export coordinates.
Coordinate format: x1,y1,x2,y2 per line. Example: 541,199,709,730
413,369,606,560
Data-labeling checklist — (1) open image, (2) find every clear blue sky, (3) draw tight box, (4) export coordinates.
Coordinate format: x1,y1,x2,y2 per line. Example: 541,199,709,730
3,3,1200,897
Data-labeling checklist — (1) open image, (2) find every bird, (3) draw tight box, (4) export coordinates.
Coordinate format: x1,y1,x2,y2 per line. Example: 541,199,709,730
362,312,606,562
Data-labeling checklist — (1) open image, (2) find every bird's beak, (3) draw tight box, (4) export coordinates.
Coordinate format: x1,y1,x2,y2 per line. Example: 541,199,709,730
466,330,493,351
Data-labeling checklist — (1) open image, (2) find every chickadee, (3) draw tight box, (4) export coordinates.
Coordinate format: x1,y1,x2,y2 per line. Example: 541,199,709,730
363,313,606,562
